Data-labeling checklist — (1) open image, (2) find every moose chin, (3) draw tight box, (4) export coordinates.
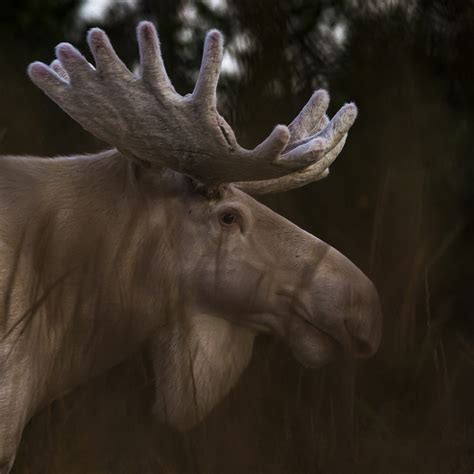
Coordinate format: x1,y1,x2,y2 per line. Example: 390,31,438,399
0,21,381,473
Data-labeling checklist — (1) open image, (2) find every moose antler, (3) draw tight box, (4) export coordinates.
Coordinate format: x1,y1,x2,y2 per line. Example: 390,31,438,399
28,22,357,193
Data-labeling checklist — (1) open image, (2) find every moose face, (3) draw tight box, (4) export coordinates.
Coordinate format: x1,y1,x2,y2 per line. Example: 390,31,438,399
178,184,382,368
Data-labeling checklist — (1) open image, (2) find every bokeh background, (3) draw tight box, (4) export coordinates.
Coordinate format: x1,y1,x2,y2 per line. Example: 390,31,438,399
2,0,474,473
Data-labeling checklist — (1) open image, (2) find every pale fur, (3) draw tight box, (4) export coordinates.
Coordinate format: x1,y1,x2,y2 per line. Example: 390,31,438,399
0,147,383,473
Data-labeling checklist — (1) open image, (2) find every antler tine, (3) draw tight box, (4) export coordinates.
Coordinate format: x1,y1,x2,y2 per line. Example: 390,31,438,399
55,42,96,85
50,59,69,81
27,23,358,188
137,21,174,94
28,61,68,103
193,30,223,107
251,125,290,160
87,28,132,78
288,89,329,143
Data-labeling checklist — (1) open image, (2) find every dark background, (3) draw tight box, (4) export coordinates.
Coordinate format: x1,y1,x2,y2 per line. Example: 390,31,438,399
2,0,474,473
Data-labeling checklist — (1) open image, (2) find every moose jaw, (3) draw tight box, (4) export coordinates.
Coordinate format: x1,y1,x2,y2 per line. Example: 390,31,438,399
0,22,382,473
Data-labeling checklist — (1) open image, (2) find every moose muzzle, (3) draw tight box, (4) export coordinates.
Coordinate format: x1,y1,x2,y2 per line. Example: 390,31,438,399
284,245,382,368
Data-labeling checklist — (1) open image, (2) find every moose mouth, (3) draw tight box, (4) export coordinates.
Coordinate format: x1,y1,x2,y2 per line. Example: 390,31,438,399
300,315,340,347
272,290,342,367
288,310,343,368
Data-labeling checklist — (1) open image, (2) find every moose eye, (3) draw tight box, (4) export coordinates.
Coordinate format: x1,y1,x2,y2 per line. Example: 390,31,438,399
219,211,239,226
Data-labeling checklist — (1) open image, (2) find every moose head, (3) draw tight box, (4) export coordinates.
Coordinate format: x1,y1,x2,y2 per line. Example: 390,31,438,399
0,22,381,472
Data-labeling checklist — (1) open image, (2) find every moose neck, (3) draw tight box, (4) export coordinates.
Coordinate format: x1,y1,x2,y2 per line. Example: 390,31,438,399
0,151,185,403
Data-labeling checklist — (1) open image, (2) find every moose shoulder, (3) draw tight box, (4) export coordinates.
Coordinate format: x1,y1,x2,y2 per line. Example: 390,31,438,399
0,22,381,473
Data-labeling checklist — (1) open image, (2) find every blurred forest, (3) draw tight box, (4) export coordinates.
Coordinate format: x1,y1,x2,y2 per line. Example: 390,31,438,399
1,0,474,473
